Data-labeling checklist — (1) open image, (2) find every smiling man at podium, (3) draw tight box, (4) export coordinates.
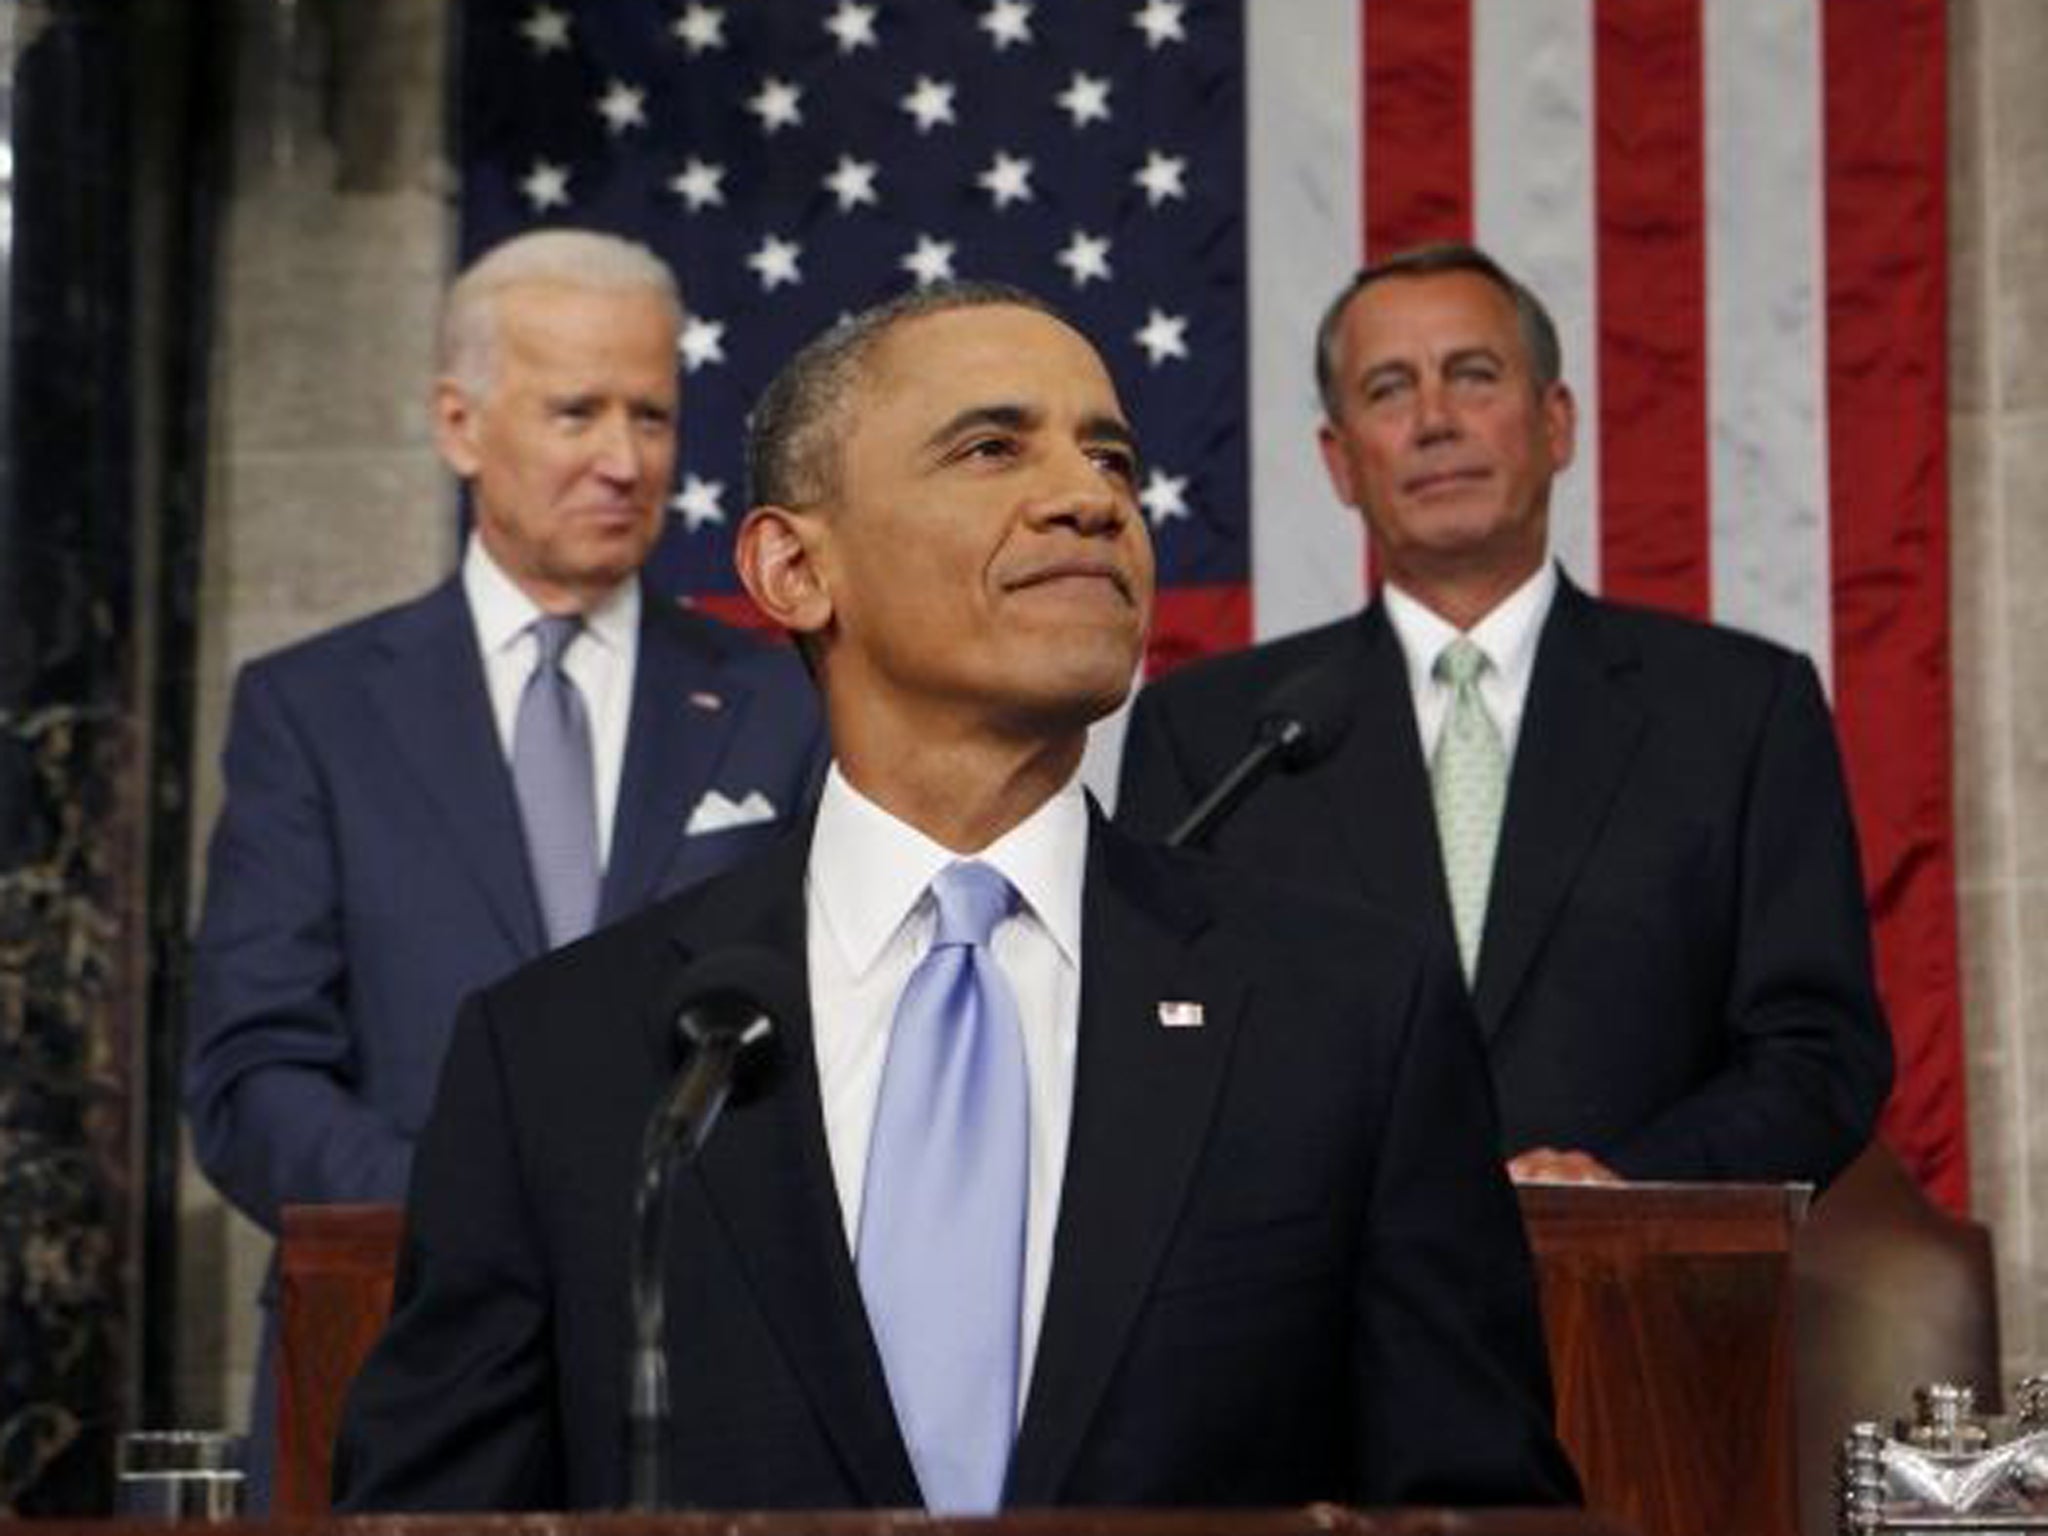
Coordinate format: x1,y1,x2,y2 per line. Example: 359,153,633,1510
332,286,1580,1514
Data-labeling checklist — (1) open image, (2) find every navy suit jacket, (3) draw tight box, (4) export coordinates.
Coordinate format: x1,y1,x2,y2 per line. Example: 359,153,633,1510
332,814,1577,1512
185,576,826,1229
1117,577,1892,1186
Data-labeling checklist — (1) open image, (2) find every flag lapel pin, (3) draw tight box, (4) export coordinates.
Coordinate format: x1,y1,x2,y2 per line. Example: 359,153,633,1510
1156,1000,1204,1029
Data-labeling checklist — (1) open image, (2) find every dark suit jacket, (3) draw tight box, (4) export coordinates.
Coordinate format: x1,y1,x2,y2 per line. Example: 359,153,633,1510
332,814,1577,1512
184,576,825,1227
1117,577,1893,1186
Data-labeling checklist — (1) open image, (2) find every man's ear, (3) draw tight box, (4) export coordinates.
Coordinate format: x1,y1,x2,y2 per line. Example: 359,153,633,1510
736,505,833,639
1542,380,1578,476
1317,419,1361,509
434,378,484,480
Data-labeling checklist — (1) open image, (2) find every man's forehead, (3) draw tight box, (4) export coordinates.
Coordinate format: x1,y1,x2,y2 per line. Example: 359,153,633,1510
523,296,674,342
497,289,676,354
864,304,1115,401
1345,271,1519,352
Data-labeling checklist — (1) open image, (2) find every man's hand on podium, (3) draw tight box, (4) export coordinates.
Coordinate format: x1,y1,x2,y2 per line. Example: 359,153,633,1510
1507,1147,1622,1185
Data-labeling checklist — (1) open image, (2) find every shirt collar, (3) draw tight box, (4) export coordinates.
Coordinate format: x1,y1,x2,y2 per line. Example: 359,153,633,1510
1382,560,1556,695
461,533,640,657
809,762,1089,979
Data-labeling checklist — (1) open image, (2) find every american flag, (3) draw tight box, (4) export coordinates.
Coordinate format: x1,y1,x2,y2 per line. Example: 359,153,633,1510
457,0,1962,1207
458,0,1251,668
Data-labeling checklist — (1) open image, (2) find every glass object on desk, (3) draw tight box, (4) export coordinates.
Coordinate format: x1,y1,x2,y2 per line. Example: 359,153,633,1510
115,1431,247,1521
1839,1376,2048,1532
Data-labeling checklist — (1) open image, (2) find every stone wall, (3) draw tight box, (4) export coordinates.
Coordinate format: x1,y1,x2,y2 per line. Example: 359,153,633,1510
1,0,197,1512
1949,0,2048,1386
178,0,453,1427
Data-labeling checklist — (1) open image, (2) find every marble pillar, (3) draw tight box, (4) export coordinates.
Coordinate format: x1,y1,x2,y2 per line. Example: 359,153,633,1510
1950,0,2048,1388
0,2,148,1515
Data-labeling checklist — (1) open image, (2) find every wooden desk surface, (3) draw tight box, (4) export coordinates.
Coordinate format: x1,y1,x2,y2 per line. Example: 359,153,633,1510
15,1512,1640,1536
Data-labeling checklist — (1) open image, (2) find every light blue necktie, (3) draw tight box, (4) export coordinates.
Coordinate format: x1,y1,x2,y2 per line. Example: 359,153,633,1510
511,614,601,947
857,861,1028,1514
1431,636,1508,982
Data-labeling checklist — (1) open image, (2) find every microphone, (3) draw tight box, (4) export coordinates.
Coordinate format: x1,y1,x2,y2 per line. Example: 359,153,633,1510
639,951,789,1162
627,947,795,1511
1165,660,1353,849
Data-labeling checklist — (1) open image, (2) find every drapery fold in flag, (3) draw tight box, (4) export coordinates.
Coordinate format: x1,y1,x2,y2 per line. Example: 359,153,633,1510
457,0,1963,1209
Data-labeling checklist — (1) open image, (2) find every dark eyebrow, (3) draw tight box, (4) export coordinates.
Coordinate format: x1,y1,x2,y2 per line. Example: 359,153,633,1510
1079,413,1139,455
920,402,1139,465
922,403,1036,454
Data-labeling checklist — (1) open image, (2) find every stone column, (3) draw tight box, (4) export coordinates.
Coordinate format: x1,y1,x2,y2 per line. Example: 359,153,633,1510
1951,0,2048,1386
0,1,150,1514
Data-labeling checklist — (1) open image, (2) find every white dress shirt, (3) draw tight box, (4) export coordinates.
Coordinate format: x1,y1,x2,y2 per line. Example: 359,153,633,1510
1383,562,1557,762
806,763,1085,1418
463,535,638,866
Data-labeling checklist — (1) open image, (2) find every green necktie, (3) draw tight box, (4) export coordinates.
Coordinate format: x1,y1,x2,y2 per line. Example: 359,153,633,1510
1431,637,1507,982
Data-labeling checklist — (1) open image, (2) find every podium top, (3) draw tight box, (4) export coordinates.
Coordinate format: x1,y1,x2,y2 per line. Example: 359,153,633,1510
1514,1180,1811,1247
282,1184,1813,1250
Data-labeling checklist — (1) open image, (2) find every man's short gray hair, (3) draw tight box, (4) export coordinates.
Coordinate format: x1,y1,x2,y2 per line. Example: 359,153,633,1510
1313,242,1563,417
746,279,1066,510
440,229,683,398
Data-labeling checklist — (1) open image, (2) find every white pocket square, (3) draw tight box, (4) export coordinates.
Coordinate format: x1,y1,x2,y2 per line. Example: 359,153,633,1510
685,789,778,835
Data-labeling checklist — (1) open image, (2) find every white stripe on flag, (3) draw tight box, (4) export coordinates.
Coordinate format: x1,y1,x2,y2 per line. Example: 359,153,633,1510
1474,0,1602,596
1246,0,1366,642
1705,0,1833,686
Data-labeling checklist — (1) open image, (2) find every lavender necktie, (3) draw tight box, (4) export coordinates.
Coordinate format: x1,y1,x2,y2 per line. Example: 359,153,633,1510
511,614,600,947
857,861,1029,1514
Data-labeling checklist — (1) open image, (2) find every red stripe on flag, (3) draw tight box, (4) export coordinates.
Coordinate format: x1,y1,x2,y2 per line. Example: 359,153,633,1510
1594,0,1710,617
1361,0,1471,257
1358,0,1471,589
1146,584,1252,680
1824,0,1965,1210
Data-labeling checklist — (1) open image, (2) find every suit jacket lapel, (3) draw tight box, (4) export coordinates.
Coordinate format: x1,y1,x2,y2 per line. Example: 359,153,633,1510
676,825,920,1507
1473,579,1645,1033
363,580,545,956
1006,819,1244,1505
602,596,753,921
1319,607,1457,953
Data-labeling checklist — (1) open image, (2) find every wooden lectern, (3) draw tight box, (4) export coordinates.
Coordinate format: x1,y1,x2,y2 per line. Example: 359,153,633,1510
1518,1183,1805,1536
279,1184,1804,1536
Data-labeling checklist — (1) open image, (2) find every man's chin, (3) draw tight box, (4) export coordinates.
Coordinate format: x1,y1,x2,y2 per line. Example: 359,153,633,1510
1387,525,1543,583
552,546,654,594
1013,655,1141,732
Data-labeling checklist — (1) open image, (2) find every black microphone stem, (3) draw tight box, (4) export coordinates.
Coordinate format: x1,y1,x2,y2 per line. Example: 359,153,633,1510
1166,718,1309,849
626,1024,758,1511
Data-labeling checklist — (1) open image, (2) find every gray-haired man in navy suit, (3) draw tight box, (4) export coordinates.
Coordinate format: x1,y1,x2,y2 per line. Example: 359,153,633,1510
186,229,824,1504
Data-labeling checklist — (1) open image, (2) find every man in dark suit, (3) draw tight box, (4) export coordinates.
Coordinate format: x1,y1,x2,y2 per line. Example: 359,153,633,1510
332,282,1577,1512
185,229,824,1498
1118,243,1892,1187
